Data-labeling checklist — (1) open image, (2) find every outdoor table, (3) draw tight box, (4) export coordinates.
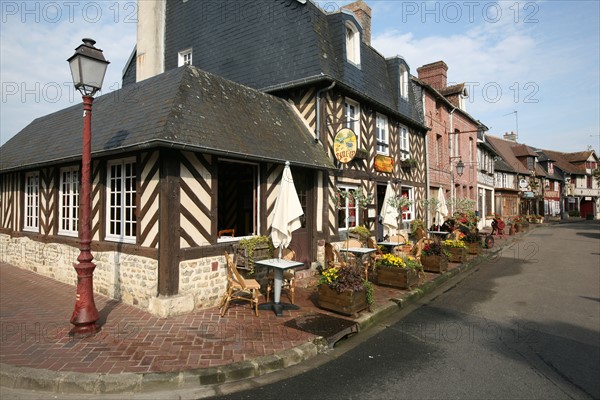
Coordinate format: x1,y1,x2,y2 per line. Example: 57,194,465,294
377,241,406,253
339,247,376,267
428,230,450,239
255,258,302,317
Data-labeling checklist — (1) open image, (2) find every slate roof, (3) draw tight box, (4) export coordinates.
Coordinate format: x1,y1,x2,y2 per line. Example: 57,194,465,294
0,66,335,172
124,0,426,131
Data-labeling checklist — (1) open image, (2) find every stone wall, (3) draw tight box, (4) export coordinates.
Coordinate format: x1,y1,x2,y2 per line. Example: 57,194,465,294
0,234,158,311
179,255,228,310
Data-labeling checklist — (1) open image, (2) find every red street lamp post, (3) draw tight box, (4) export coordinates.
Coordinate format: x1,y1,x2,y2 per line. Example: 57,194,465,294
67,38,109,337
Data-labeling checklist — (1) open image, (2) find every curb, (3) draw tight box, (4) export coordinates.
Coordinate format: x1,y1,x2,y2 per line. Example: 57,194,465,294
0,232,526,394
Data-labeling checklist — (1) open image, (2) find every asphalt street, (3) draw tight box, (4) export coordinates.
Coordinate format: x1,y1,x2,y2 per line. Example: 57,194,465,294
209,222,600,400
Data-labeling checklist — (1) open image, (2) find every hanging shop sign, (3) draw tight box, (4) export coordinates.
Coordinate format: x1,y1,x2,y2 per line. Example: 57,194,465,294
374,155,394,173
333,128,357,163
519,178,529,191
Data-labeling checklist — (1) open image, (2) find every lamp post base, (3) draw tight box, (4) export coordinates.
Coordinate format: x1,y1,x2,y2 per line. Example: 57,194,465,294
69,323,100,338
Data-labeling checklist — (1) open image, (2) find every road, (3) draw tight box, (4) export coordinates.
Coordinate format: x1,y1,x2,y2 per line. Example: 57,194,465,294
210,222,600,400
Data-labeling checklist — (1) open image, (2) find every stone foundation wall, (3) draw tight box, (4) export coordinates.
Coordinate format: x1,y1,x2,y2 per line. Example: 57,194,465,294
179,255,228,310
0,234,158,311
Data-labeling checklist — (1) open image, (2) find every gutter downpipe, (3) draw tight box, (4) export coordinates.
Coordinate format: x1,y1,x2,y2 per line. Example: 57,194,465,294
449,105,457,215
424,89,431,230
315,81,336,143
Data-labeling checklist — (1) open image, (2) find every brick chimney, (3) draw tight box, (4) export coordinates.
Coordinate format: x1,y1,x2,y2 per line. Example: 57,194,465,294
417,61,448,91
342,1,372,46
504,132,518,142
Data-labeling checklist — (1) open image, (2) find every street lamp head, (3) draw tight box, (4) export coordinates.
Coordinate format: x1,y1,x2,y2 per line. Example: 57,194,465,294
67,38,110,97
455,160,465,177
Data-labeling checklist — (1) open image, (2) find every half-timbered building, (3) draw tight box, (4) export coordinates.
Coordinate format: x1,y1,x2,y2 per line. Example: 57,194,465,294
125,0,429,237
1,0,430,316
1,66,334,315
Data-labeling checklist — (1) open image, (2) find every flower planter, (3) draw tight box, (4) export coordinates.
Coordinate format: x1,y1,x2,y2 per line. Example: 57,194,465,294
377,265,419,289
444,247,466,263
421,255,448,273
317,284,368,316
466,242,481,255
236,243,272,272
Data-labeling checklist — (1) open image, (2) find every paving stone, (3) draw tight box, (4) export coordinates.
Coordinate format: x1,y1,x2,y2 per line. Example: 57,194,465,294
0,230,525,394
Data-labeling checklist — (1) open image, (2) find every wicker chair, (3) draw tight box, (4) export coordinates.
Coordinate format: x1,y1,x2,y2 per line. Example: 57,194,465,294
325,243,347,268
220,252,261,316
266,248,297,304
218,228,235,238
367,237,383,279
341,238,370,280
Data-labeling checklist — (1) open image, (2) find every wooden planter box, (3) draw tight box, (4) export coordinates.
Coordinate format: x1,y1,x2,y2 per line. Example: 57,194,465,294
421,255,448,273
317,284,368,316
236,244,272,271
466,242,481,255
444,247,466,263
377,265,419,289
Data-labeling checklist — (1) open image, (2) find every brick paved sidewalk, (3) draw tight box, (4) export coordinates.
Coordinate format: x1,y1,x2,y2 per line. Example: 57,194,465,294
0,230,517,387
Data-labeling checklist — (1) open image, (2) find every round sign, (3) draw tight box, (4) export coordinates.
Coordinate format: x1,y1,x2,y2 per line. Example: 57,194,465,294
333,128,357,163
519,178,528,189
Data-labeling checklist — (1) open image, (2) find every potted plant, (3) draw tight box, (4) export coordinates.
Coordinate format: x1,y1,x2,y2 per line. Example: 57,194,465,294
376,254,422,289
442,238,467,263
400,157,418,170
317,265,374,316
410,218,427,239
388,195,413,230
421,240,449,273
338,189,374,230
512,215,525,232
354,148,369,160
350,225,371,245
462,230,482,255
236,235,274,275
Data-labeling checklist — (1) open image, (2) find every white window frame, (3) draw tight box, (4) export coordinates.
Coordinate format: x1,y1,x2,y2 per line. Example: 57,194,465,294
58,166,79,237
399,64,408,99
345,21,361,66
344,98,361,146
24,172,39,232
400,186,414,222
399,124,410,160
106,158,137,244
338,185,359,231
178,48,193,67
376,113,389,155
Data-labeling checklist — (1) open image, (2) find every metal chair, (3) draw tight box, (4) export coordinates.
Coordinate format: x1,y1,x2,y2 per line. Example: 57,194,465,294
220,252,261,316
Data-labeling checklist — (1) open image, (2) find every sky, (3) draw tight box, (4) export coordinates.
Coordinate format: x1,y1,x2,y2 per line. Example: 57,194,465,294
1,0,599,155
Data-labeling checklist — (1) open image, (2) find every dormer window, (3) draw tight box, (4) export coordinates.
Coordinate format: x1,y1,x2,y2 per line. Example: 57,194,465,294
399,64,408,99
345,22,361,66
178,49,192,67
548,162,554,174
527,156,536,171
